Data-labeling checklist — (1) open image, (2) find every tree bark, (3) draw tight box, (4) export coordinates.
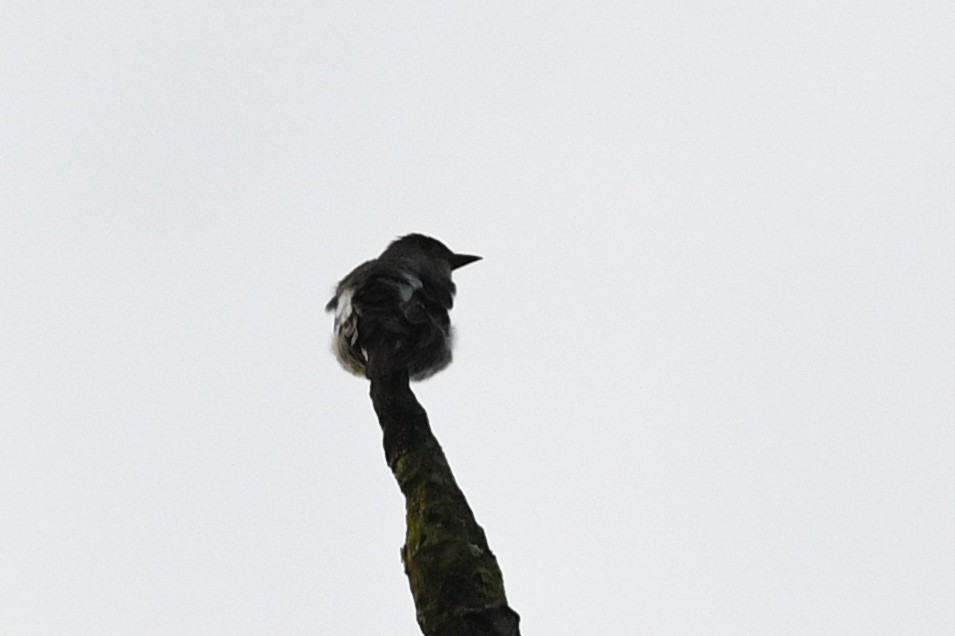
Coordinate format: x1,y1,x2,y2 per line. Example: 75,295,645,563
369,372,520,636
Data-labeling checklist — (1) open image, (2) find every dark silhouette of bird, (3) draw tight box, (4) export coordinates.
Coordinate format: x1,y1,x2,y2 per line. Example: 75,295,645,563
326,234,481,381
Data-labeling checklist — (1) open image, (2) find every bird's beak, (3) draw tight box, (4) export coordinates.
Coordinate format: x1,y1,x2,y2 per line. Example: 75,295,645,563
450,253,482,270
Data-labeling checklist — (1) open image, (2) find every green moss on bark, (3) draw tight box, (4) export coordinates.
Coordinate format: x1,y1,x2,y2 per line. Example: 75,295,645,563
369,375,520,636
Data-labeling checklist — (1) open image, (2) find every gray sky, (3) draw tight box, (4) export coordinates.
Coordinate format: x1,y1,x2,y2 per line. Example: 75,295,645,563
2,3,953,634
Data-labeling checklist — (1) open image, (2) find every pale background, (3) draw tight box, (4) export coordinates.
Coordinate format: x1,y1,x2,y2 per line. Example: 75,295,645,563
2,3,953,634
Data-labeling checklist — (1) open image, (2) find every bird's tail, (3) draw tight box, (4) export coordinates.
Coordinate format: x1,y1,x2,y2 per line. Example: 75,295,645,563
363,339,409,383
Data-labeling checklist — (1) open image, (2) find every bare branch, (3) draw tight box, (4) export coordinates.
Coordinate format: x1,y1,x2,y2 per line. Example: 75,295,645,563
369,373,520,636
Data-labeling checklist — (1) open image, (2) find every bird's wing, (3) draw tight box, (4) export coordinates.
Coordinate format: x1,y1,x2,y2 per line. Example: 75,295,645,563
346,267,448,345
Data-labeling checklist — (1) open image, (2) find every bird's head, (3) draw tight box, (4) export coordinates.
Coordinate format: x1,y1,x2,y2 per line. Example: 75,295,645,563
380,234,482,272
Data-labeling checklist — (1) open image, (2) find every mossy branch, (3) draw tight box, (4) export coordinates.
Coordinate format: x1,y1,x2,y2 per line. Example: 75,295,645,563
369,373,520,636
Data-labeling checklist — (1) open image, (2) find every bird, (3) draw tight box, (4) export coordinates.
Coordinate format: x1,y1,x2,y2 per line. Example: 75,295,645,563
326,234,481,381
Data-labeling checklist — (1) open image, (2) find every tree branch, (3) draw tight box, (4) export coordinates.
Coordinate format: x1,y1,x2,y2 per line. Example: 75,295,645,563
369,373,520,636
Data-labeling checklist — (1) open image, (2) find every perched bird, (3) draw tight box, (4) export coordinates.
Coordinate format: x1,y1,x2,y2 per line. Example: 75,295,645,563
326,234,481,381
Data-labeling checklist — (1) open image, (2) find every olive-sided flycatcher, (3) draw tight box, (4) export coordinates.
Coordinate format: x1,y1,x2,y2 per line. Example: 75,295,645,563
326,234,481,381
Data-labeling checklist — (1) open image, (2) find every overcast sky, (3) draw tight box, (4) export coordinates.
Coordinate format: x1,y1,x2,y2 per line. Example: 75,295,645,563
2,3,953,634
